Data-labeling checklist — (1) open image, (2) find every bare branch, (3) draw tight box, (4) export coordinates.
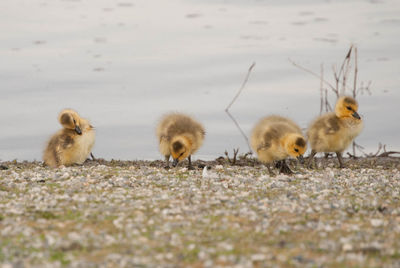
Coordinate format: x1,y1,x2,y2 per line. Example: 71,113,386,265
288,58,337,92
241,151,252,159
347,152,357,158
224,148,241,165
371,143,383,157
378,151,400,157
353,46,358,98
342,56,352,95
325,88,333,112
232,148,239,165
224,150,232,163
225,62,256,152
337,46,353,79
225,62,256,111
339,45,353,95
225,111,251,151
332,64,340,97
368,143,400,157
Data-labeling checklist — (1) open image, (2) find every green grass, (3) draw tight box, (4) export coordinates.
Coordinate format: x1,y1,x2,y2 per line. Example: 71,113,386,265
0,248,5,262
34,210,58,220
181,246,200,262
62,210,83,221
0,184,10,192
50,250,70,266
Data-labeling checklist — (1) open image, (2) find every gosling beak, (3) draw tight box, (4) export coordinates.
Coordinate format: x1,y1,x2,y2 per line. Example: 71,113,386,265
352,111,361,120
75,126,82,135
172,158,179,167
297,155,304,164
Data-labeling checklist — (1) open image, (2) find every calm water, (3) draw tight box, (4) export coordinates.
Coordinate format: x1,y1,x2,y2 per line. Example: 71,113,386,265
1,0,399,161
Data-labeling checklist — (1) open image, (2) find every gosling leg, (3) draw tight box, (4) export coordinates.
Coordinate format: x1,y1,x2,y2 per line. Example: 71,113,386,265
164,155,171,169
187,155,194,170
336,152,345,168
275,160,283,169
279,160,294,175
307,149,317,169
266,164,275,177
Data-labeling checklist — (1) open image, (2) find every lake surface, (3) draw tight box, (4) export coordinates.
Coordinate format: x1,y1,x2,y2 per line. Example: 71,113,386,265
1,0,399,161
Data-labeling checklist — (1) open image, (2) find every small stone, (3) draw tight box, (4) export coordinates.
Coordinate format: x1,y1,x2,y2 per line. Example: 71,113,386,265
343,243,353,251
370,219,383,227
251,254,266,261
299,193,308,199
202,167,208,178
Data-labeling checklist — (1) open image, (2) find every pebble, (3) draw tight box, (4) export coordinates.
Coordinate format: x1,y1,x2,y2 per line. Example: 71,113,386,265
370,219,384,227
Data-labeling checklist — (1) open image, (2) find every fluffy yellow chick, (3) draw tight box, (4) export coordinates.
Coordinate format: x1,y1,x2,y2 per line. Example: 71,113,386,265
250,115,307,175
307,96,363,168
156,113,205,169
43,109,95,168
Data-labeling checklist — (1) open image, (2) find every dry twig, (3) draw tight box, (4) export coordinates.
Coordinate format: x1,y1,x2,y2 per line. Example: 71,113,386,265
224,148,240,165
340,45,353,95
225,62,256,152
289,58,337,93
241,151,252,160
348,143,400,158
353,46,358,98
377,144,400,157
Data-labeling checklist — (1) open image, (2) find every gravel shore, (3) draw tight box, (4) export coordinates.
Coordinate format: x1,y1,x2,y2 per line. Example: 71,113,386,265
1,157,400,267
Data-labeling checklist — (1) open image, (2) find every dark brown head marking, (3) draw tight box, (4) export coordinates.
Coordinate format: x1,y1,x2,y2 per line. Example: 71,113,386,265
60,113,72,125
343,97,356,105
172,141,184,152
295,137,306,147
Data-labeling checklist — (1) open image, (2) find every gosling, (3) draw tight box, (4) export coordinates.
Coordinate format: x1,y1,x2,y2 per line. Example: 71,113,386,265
307,96,363,168
43,109,95,168
250,115,307,175
156,113,205,169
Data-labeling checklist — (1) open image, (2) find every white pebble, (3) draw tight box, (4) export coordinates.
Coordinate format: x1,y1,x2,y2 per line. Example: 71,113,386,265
342,243,353,251
370,219,384,227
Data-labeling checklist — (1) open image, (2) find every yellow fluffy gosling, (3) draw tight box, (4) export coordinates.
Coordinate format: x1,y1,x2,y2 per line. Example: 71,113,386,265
43,109,95,168
307,96,363,168
156,113,205,169
250,115,307,175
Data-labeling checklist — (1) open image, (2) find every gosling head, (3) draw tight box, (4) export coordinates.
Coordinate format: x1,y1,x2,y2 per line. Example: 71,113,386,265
170,136,191,167
58,109,83,135
335,96,361,120
283,134,307,163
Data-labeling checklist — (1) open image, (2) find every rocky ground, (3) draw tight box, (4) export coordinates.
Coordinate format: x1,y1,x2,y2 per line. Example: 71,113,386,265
1,156,400,267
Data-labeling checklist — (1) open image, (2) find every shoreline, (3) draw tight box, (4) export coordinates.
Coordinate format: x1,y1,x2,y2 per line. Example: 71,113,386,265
1,155,400,169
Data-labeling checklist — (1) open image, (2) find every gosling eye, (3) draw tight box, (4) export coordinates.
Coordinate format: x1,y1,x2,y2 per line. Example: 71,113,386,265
294,148,299,153
346,106,352,111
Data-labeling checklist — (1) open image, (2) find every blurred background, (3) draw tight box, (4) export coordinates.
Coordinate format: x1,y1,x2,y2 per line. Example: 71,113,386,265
0,0,399,161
